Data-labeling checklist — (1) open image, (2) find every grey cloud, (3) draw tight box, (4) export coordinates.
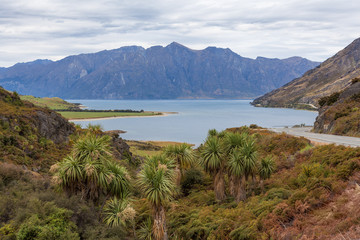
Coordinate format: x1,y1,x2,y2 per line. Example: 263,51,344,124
0,0,359,66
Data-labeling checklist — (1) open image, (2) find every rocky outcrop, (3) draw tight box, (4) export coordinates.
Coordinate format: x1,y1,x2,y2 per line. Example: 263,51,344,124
105,130,132,159
33,111,75,144
313,81,360,136
0,43,319,99
0,87,75,144
252,37,360,109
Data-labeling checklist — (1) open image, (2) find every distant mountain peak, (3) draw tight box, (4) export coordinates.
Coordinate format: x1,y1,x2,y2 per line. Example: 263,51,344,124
0,43,319,100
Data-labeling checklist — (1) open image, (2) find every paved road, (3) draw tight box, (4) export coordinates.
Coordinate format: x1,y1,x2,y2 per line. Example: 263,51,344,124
269,127,360,148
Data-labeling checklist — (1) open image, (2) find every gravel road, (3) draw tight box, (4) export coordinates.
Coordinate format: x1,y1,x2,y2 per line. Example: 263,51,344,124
269,127,360,148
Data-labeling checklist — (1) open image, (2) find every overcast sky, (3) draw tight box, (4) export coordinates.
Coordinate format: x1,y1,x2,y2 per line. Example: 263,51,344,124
0,0,360,67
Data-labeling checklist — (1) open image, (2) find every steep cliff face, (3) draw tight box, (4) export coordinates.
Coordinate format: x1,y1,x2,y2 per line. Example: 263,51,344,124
313,81,360,136
0,87,75,167
252,38,360,109
0,42,319,99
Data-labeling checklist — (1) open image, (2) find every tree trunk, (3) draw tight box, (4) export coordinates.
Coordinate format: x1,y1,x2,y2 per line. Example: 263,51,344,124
250,175,257,196
175,165,181,187
214,171,225,201
235,177,246,203
229,175,236,197
153,205,168,240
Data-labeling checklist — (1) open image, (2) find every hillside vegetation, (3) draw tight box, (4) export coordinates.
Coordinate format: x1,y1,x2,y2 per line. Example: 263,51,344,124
0,87,74,168
314,80,360,137
1,87,360,239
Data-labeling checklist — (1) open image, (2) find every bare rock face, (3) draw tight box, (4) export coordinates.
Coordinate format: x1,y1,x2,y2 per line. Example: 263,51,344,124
0,43,318,100
34,110,75,144
104,130,133,161
253,37,360,108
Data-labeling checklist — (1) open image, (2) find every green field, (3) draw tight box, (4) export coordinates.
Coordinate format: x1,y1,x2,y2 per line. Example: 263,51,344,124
20,95,79,110
58,111,161,119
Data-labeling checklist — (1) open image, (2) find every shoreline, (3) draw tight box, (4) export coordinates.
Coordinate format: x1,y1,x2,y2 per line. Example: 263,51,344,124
68,111,177,122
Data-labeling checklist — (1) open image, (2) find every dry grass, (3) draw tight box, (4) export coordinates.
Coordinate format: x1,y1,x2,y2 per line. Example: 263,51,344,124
126,140,192,158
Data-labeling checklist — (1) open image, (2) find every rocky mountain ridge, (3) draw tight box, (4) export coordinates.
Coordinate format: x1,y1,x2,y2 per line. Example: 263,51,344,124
252,37,360,109
0,42,319,99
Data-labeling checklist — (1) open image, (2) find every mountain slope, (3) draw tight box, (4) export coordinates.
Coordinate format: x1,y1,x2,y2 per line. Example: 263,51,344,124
313,80,360,136
252,38,360,109
0,42,319,99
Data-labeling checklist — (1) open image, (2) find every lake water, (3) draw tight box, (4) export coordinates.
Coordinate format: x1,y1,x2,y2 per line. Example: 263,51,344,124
67,100,317,145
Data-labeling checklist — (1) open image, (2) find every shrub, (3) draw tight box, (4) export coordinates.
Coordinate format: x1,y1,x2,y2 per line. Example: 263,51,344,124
229,222,257,240
181,168,204,195
0,163,24,186
318,92,341,107
265,188,292,200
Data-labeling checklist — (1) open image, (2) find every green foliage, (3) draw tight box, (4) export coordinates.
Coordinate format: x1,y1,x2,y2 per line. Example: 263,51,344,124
318,91,341,107
103,198,135,228
137,155,176,207
4,91,24,107
181,168,204,195
229,222,257,240
52,134,131,201
265,188,292,200
200,136,225,174
259,156,275,180
137,218,153,240
16,200,79,240
163,143,195,174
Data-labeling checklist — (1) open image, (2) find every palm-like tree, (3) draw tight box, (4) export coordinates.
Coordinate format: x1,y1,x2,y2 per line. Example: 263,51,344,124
239,137,258,197
223,132,248,154
163,143,194,185
207,129,219,139
228,149,246,202
223,132,248,197
137,155,176,240
73,134,112,162
52,134,131,202
103,198,135,227
200,136,226,201
239,137,258,181
259,156,275,191
86,123,104,135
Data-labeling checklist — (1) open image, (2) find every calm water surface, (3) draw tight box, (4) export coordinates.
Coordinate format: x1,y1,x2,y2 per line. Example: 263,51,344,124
68,100,317,145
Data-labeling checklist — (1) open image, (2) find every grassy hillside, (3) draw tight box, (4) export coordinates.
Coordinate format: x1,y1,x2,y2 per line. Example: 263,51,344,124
20,95,80,110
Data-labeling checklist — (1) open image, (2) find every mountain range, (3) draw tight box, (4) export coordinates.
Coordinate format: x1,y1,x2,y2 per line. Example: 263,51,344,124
0,42,319,99
252,38,360,109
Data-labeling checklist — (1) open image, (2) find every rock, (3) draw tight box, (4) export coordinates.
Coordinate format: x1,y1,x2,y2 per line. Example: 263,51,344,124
34,110,75,144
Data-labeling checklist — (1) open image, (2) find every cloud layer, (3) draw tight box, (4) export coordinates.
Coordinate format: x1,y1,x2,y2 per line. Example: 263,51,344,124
0,0,359,66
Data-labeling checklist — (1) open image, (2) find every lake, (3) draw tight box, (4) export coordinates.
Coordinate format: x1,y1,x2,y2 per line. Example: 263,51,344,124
67,100,317,145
